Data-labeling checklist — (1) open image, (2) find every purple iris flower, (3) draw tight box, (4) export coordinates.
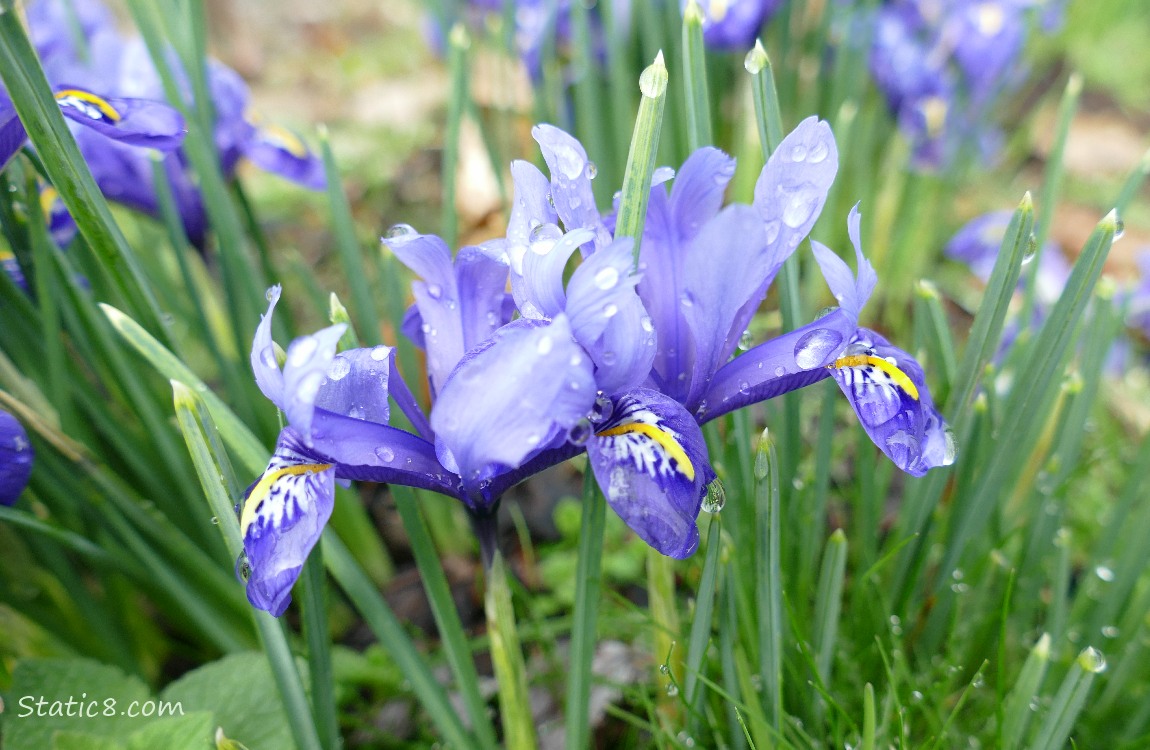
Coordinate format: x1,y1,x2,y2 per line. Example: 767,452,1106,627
0,409,34,506
866,0,1042,170
682,0,785,52
240,273,598,614
702,205,955,475
438,0,628,83
25,0,324,247
0,86,185,171
1130,251,1150,342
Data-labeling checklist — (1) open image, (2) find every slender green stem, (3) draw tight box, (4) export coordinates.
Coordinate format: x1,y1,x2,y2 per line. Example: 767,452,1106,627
754,429,783,731
322,130,380,347
393,487,498,750
681,0,713,151
486,550,538,750
566,471,607,750
684,513,722,712
326,533,475,747
300,543,339,750
442,23,470,247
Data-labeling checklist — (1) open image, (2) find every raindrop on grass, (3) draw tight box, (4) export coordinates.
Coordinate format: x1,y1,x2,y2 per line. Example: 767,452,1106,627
1095,565,1115,582
1078,646,1107,673
1021,233,1037,265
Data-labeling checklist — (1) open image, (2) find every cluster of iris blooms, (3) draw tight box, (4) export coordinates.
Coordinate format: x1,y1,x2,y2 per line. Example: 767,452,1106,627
454,0,1059,170
0,0,327,505
5,0,324,250
239,118,955,616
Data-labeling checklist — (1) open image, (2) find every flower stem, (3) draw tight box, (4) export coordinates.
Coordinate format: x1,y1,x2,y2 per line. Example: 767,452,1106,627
486,550,538,750
565,470,607,750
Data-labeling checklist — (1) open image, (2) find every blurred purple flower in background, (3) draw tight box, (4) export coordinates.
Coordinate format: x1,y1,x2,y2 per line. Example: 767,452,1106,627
0,409,33,506
681,0,785,52
867,0,1051,170
25,0,325,248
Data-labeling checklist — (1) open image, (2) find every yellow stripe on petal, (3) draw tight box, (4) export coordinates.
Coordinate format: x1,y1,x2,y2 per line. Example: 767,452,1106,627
240,462,332,536
54,89,122,123
832,354,920,401
596,422,696,481
258,124,309,158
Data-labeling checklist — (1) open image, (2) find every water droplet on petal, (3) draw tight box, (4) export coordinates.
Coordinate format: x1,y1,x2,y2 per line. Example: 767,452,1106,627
260,346,278,370
790,144,808,161
601,351,617,365
529,222,563,255
555,144,585,180
603,303,619,318
585,161,598,179
794,328,844,369
536,335,553,355
234,552,252,582
814,305,839,320
774,366,786,377
568,418,592,446
327,355,351,381
426,283,443,299
385,223,417,239
370,345,389,361
764,220,781,244
808,140,829,163
594,266,619,290
640,315,654,333
781,185,821,229
288,337,319,367
589,393,613,423
942,428,958,466
737,329,753,351
265,288,278,302
702,479,726,513
525,433,541,447
375,446,395,463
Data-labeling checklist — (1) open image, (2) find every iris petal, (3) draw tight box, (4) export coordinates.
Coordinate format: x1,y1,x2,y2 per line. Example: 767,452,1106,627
531,124,611,250
251,285,286,408
281,323,346,444
240,439,335,616
587,389,713,558
244,125,326,190
831,330,952,476
680,203,769,408
430,315,597,506
56,88,186,151
386,231,465,395
0,410,34,506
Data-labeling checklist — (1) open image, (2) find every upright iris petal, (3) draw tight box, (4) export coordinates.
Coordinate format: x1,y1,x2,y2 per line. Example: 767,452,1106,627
0,410,33,506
